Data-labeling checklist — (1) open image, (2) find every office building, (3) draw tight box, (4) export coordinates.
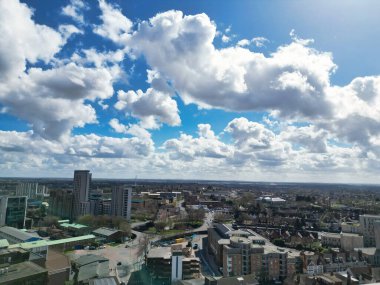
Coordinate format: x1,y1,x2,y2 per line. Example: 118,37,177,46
111,186,132,221
72,170,92,220
0,196,27,229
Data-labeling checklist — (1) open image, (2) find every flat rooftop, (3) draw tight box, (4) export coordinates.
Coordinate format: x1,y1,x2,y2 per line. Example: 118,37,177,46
93,228,120,237
60,223,88,229
0,261,47,283
47,234,95,246
0,239,9,248
45,250,70,273
9,239,48,250
147,246,171,259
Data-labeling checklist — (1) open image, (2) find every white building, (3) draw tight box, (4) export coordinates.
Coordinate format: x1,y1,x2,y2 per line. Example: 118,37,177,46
111,186,132,221
360,214,380,247
320,232,364,251
72,170,92,219
340,233,364,251
15,183,49,199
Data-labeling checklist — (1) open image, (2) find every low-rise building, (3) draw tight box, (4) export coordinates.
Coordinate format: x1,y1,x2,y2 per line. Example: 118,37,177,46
320,232,364,251
0,261,48,285
0,226,42,244
321,233,341,248
341,221,361,234
92,228,124,243
44,250,71,285
147,244,200,283
0,247,30,265
340,233,364,251
47,235,96,252
58,222,90,237
71,254,110,284
8,239,48,261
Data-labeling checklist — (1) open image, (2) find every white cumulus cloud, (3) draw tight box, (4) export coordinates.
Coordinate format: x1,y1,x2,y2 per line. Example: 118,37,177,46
115,88,181,129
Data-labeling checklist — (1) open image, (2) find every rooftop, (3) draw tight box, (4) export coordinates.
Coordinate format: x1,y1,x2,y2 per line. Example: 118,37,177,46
147,246,171,259
46,234,95,246
92,227,120,237
60,223,88,229
0,239,9,249
78,261,109,282
0,226,42,242
355,247,378,255
45,250,70,273
360,214,380,218
89,277,119,285
9,239,48,250
73,254,109,267
0,261,47,283
321,232,341,238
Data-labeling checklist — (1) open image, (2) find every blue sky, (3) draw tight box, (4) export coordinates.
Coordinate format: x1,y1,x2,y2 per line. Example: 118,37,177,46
1,0,380,183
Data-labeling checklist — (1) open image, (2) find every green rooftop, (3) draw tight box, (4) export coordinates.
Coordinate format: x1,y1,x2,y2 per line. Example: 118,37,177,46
46,234,95,246
7,235,95,249
9,239,48,250
0,239,9,248
58,219,70,224
60,223,88,229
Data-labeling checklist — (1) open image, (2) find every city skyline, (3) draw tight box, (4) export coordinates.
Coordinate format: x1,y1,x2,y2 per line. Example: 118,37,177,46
1,0,380,183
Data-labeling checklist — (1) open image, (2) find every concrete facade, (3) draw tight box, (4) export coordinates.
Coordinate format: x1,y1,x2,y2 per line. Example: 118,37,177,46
111,185,132,221
72,170,92,220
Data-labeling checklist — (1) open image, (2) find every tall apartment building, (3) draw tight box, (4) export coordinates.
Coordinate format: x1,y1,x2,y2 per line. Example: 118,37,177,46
48,189,74,220
15,182,49,200
111,185,132,221
0,196,27,229
359,214,380,247
72,170,92,220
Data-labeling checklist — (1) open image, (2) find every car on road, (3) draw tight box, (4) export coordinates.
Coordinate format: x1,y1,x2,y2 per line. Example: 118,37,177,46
193,244,198,250
117,262,122,266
